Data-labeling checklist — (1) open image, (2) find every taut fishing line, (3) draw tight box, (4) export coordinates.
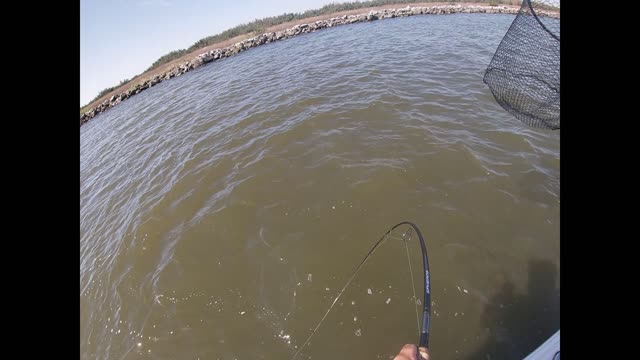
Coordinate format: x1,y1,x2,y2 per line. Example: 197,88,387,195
291,221,431,359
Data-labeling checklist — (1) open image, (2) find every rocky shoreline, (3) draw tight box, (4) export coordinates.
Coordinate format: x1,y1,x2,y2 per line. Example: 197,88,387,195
80,4,557,126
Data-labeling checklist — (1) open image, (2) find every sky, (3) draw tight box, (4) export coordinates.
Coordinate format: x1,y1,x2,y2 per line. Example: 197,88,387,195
80,0,341,106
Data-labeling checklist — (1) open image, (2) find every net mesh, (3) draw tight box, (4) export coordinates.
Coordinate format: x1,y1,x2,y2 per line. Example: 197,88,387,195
483,0,560,130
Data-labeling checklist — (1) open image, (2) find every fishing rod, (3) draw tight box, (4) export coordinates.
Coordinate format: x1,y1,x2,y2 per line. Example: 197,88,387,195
291,221,431,359
395,221,431,349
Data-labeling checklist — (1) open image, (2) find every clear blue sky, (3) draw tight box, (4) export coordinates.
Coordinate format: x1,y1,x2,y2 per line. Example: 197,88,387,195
80,0,340,106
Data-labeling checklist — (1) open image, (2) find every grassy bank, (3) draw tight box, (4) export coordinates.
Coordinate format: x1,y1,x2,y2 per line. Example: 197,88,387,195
81,0,528,114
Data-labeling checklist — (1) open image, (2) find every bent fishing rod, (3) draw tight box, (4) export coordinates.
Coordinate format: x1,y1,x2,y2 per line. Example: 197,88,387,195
393,221,431,349
292,221,431,359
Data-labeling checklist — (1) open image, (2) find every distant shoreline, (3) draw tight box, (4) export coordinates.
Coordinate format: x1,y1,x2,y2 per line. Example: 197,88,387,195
80,3,556,127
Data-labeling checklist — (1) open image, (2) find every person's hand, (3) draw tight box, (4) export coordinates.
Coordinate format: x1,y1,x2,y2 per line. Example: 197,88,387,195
393,344,430,360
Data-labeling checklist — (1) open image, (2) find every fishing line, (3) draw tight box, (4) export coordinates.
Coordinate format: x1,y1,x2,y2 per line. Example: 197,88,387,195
291,221,431,359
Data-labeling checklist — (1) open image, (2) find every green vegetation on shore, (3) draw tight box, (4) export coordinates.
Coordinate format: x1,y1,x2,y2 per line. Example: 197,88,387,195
82,78,131,112
82,0,527,111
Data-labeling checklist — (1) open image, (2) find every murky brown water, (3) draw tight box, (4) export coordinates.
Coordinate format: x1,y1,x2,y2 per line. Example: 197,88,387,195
81,13,559,360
